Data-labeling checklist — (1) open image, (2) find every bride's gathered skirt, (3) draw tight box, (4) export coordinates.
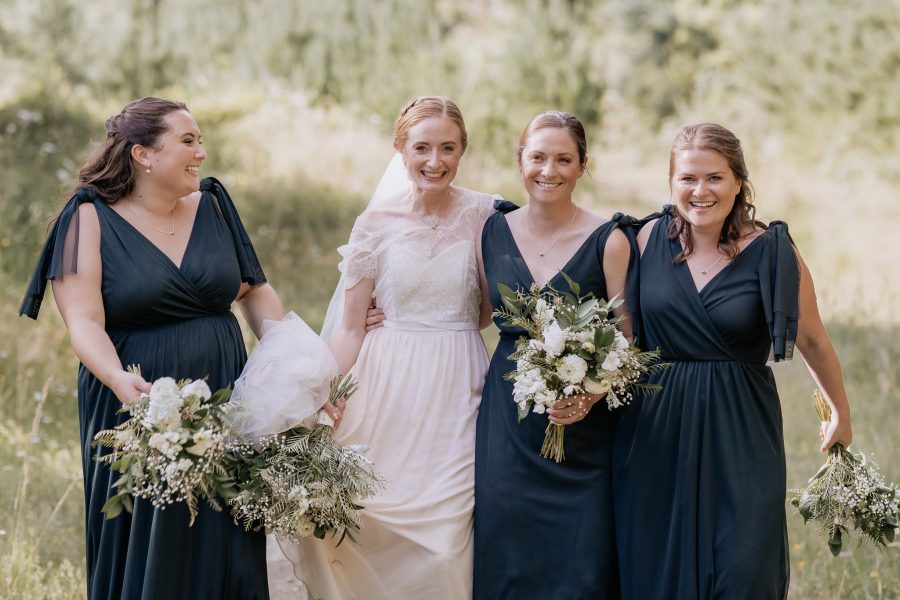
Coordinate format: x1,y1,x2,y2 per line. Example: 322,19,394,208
281,324,488,600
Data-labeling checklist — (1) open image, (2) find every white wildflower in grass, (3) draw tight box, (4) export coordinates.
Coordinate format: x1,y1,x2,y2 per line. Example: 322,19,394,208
93,366,237,525
790,390,899,555
229,374,385,546
494,272,667,462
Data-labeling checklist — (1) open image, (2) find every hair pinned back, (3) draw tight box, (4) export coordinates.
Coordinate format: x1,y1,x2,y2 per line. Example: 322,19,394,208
393,96,467,153
77,97,188,203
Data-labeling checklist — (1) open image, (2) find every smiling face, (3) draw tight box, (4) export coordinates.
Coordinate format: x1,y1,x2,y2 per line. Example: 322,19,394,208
670,147,743,232
519,127,586,204
143,109,206,197
400,116,464,194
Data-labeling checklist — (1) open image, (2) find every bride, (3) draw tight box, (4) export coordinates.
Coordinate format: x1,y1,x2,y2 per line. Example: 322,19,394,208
279,96,497,599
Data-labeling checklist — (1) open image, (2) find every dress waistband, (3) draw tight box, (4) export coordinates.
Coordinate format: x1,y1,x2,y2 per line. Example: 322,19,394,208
662,356,767,366
383,319,478,333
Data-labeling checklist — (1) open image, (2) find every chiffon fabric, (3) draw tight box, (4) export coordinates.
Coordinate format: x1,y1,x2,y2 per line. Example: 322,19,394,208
20,178,269,599
473,207,633,600
613,207,798,599
281,187,496,600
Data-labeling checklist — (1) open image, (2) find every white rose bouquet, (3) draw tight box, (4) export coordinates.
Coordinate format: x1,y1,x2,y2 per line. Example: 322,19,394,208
790,390,899,555
229,374,385,545
93,366,237,525
495,273,665,462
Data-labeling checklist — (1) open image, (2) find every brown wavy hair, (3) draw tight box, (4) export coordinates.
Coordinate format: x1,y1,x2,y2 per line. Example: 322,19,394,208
76,97,189,203
393,96,468,153
516,111,588,166
668,122,766,263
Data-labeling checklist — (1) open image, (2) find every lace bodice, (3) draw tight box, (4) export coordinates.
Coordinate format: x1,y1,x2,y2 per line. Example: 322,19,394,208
338,187,496,329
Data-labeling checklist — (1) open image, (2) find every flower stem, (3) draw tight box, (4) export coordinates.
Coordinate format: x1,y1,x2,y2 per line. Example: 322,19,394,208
541,423,565,462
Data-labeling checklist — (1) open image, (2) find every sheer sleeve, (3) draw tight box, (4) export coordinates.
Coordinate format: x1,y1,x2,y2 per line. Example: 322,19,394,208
758,221,800,362
200,177,267,286
336,212,382,290
19,188,99,319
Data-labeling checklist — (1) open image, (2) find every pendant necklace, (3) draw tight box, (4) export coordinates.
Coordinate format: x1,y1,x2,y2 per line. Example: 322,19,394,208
699,251,724,275
537,205,578,257
130,200,176,236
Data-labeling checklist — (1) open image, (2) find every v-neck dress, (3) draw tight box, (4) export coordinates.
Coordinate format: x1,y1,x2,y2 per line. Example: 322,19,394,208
20,178,269,600
473,207,628,600
612,208,799,600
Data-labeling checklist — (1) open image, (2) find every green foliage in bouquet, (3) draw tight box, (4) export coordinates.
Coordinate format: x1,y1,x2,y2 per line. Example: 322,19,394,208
229,374,385,546
92,366,238,526
493,272,666,462
790,390,899,556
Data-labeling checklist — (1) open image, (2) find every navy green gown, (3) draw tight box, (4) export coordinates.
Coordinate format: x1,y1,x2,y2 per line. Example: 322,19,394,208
613,207,798,600
474,206,631,600
20,178,269,600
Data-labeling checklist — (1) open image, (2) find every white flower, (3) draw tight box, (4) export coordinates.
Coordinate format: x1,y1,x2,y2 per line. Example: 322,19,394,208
573,330,592,343
542,322,566,357
614,331,629,351
584,378,611,395
144,377,184,430
563,385,576,395
288,485,311,514
294,516,316,537
558,354,588,384
535,299,555,326
601,352,622,372
186,428,216,456
581,341,595,353
181,379,212,401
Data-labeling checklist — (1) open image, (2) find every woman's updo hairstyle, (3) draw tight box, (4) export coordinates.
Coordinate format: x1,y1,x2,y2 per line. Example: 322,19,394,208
392,96,468,153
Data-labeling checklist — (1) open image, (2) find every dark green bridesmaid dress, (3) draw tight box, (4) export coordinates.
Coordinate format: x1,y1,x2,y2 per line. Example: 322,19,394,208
20,178,269,600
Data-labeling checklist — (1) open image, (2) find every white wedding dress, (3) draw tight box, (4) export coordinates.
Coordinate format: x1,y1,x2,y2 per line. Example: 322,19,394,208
280,186,495,600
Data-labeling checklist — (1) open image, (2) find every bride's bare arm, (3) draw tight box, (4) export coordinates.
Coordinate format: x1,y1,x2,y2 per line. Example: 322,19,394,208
328,278,377,373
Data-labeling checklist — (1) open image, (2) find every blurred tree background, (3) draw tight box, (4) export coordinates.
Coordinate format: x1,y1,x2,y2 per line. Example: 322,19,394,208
1,0,898,597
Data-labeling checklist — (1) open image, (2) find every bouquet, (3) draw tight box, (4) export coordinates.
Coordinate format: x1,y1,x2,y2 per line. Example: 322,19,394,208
229,374,385,545
93,366,237,525
494,273,664,462
790,389,899,555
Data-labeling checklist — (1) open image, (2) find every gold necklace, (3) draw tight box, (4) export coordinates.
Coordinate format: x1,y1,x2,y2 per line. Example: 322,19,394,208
698,251,724,275
537,205,578,257
130,200,175,236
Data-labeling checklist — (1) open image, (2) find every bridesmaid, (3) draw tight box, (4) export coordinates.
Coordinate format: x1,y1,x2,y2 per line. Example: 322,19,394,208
20,97,284,599
613,123,853,599
474,111,632,598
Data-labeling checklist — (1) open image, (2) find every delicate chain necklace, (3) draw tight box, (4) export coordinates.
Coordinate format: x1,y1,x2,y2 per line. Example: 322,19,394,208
537,205,578,257
129,200,176,236
698,250,724,275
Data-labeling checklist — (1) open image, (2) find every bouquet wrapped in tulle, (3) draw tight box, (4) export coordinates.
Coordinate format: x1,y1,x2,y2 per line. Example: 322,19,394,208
226,312,384,544
494,273,664,462
790,390,899,555
93,367,237,525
